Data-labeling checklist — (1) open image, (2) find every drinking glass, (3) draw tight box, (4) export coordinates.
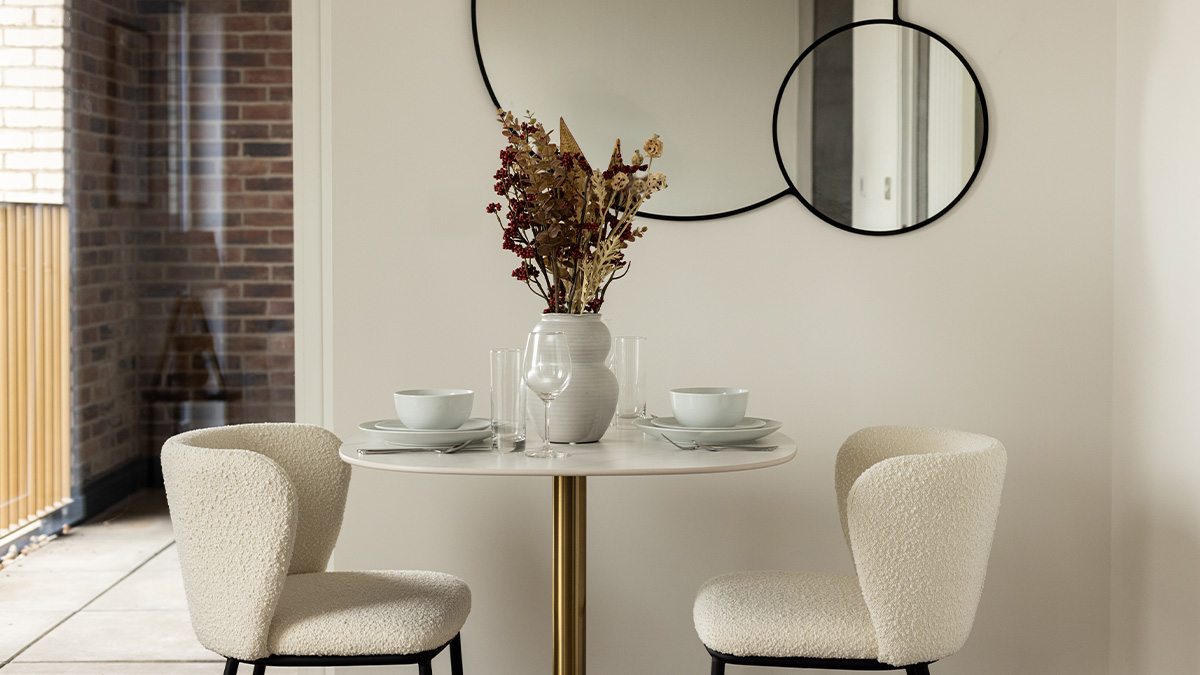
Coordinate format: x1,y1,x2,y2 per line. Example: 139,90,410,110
490,348,526,453
610,336,647,429
522,331,572,458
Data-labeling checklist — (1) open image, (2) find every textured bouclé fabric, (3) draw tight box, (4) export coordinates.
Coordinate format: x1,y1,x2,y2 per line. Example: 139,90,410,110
268,571,471,656
694,570,876,659
694,426,1006,667
162,423,471,662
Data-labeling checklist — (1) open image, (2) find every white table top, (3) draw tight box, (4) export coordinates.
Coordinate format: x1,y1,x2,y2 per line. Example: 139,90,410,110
339,427,796,477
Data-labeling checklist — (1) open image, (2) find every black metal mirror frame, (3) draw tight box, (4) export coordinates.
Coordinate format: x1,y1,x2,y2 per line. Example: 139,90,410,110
472,0,989,233
771,1,990,236
468,0,790,223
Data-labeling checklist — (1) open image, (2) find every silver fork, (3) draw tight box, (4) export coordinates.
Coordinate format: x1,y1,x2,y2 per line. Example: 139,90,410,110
660,434,777,452
358,439,476,455
694,441,778,452
660,434,712,451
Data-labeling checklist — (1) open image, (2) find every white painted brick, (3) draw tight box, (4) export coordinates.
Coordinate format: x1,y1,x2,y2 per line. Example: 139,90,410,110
32,130,60,148
33,88,59,109
2,66,61,87
0,7,33,25
33,8,60,27
5,150,60,170
3,189,62,205
0,129,32,149
0,171,33,190
4,107,61,127
0,87,33,107
34,170,61,190
4,27,61,47
32,46,59,67
0,47,32,66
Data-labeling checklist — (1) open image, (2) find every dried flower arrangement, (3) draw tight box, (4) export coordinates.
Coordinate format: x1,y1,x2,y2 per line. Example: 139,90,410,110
487,109,666,314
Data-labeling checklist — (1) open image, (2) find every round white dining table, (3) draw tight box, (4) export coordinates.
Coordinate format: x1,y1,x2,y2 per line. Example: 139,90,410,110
340,427,796,675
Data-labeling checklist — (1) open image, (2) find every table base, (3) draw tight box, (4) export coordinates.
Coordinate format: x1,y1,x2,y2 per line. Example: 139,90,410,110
554,476,586,675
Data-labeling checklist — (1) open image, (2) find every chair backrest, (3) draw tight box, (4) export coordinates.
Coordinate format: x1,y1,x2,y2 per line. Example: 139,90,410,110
161,422,348,660
835,426,1006,666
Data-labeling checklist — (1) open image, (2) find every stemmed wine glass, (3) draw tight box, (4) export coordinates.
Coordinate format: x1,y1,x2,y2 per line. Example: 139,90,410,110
523,331,572,458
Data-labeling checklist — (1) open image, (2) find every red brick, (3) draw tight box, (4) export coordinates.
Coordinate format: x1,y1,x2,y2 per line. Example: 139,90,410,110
245,283,291,298
242,105,291,121
224,159,272,176
245,248,292,264
222,16,267,32
244,68,291,84
244,212,291,228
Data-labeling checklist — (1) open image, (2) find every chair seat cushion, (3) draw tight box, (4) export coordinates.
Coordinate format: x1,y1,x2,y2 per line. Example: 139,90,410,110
693,570,878,660
266,570,471,657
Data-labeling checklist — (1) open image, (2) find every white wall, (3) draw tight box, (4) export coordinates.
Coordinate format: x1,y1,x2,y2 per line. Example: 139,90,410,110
1111,0,1200,671
314,1,1116,673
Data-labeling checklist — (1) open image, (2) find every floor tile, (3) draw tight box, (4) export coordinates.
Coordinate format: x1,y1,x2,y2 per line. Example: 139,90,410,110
0,663,296,674
0,611,67,663
0,570,128,612
88,547,186,611
4,530,173,574
12,610,219,663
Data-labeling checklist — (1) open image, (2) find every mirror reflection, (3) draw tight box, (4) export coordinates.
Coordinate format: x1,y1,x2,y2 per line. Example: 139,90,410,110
475,0,831,219
777,22,986,233
474,0,986,230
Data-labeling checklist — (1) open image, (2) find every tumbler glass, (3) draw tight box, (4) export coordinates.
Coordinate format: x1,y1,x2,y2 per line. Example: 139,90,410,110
490,347,526,453
611,336,647,429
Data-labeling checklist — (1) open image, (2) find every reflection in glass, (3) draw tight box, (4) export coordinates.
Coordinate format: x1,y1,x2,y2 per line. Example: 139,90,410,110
475,0,808,219
778,23,985,232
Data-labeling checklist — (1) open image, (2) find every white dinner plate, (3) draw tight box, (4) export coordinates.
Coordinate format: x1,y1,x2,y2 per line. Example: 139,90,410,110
374,418,491,432
651,416,767,431
635,417,782,445
359,418,492,447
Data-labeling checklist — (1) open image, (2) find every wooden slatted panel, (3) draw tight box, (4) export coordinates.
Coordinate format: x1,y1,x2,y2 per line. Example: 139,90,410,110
0,204,71,540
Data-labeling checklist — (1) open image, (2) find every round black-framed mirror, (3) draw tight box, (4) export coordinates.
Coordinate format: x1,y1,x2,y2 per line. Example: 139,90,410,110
772,18,989,235
470,0,798,222
472,0,989,232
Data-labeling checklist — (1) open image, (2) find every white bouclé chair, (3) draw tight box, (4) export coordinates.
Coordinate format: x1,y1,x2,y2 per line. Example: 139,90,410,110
693,426,1006,675
161,423,471,675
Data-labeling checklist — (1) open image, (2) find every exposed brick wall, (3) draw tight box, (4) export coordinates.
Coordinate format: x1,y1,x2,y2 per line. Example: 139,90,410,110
66,0,143,483
66,0,293,486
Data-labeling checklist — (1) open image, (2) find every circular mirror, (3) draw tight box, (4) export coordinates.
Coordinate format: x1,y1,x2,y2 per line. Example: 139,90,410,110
774,21,988,234
473,0,801,220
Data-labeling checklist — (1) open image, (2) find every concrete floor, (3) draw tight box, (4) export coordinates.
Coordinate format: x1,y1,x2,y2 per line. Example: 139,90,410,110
0,490,301,674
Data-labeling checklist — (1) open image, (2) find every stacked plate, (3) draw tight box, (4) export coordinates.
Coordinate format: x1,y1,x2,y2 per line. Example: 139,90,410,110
635,416,782,445
359,418,492,448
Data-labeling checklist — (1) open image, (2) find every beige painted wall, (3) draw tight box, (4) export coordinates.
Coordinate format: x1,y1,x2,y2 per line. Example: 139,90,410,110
319,1,1115,673
1111,0,1200,671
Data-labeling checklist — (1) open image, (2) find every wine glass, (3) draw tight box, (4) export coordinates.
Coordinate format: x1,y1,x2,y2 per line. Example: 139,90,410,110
523,331,572,458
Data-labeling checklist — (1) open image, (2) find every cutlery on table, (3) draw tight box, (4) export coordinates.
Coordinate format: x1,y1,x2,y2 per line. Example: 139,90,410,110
357,439,478,455
659,434,777,452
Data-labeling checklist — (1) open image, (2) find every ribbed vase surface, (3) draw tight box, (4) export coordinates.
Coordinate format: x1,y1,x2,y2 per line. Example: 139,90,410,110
527,313,617,443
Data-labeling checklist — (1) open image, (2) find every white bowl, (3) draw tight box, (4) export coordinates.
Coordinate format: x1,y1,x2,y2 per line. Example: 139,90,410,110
669,387,749,429
393,389,474,430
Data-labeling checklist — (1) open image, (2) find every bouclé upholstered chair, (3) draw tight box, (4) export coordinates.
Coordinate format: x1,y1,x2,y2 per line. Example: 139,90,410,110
162,423,470,674
693,426,1006,674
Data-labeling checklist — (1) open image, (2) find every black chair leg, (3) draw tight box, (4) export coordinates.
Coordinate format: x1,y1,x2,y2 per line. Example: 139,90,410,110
222,658,239,675
711,655,726,675
449,633,464,675
419,659,434,675
251,664,266,675
906,665,931,675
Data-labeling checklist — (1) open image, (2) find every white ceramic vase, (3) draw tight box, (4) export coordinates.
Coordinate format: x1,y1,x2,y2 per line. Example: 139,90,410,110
528,313,617,443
